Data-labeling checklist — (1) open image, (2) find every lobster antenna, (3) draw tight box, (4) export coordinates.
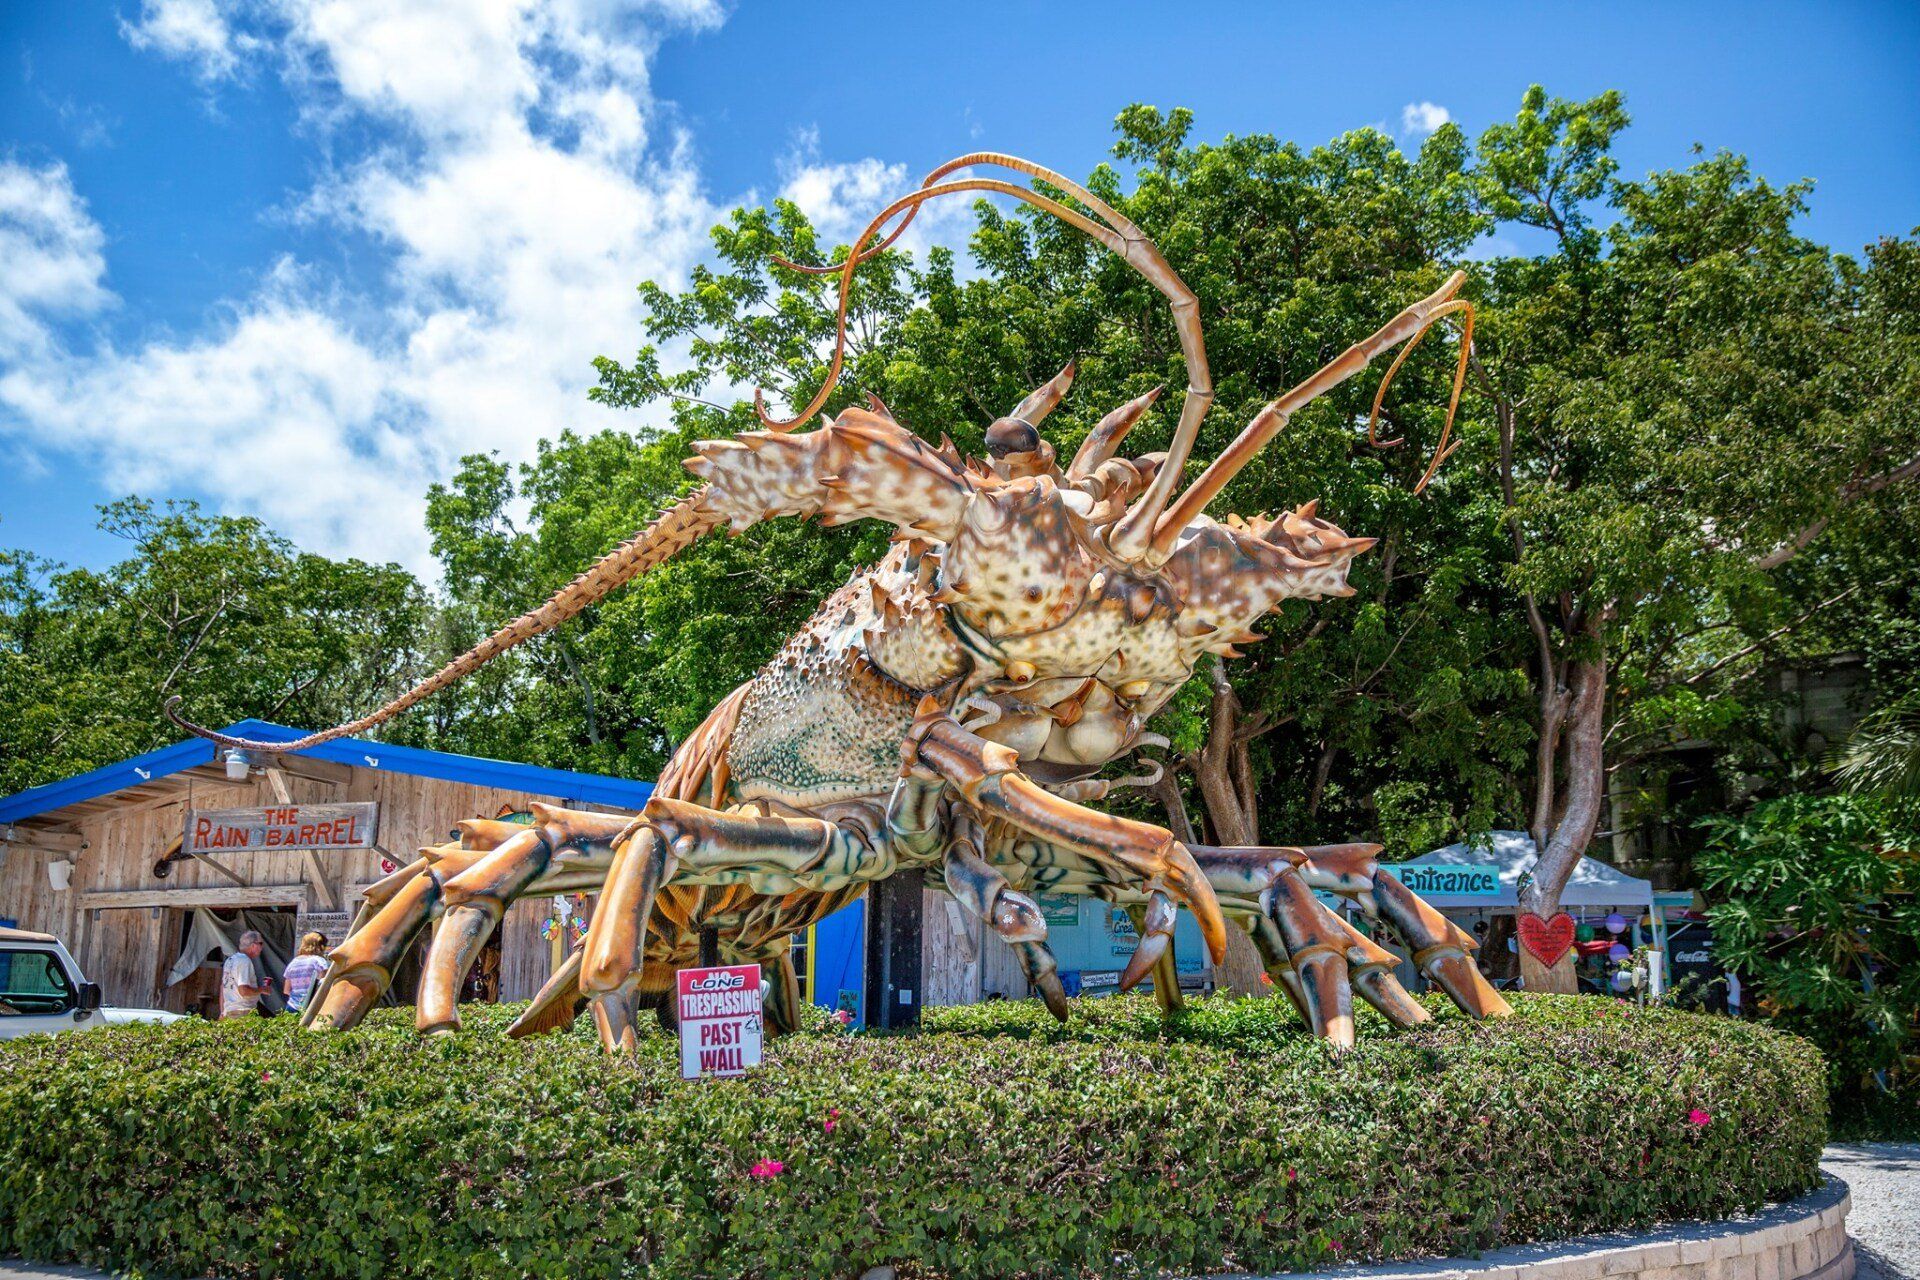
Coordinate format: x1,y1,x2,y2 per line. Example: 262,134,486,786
756,154,1212,562
164,490,725,755
1149,272,1473,552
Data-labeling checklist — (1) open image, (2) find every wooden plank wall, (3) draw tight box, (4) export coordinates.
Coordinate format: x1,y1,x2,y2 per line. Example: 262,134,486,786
0,837,81,950
918,885,1026,1006
0,766,628,1009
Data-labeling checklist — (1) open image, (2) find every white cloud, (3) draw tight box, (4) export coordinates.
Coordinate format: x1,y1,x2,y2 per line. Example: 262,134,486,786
122,0,254,82
0,295,418,564
1,0,728,575
1,1,956,578
0,161,114,361
1401,101,1452,136
776,129,976,265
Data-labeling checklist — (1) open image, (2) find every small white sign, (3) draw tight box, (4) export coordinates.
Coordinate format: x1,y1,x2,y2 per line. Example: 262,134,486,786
676,963,763,1080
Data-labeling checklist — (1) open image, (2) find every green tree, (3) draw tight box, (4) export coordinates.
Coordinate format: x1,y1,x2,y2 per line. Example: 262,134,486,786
1464,87,1920,984
0,500,430,793
1699,794,1920,1136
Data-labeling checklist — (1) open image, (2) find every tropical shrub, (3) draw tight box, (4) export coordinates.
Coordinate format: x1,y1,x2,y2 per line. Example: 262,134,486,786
1700,793,1920,1139
0,994,1823,1280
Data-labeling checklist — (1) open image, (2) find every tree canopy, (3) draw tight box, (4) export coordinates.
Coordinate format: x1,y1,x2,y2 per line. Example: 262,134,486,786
4,89,1915,953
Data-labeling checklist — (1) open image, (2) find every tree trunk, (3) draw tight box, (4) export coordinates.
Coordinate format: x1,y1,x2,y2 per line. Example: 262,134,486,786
1518,625,1608,995
1189,664,1268,996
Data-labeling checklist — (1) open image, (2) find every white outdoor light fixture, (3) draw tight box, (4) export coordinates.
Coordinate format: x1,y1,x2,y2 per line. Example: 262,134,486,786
48,859,73,891
224,748,253,781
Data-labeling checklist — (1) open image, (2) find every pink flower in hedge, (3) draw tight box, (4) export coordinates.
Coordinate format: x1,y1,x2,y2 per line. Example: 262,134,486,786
1329,1240,1343,1253
823,1108,840,1135
1286,1168,1298,1182
749,1159,785,1179
1686,1108,1711,1128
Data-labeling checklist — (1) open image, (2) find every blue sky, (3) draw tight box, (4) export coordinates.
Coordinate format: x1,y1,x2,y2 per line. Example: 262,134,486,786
2,1,1915,576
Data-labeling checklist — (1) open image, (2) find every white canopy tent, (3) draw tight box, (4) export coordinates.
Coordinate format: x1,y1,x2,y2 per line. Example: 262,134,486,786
1387,830,1670,993
1400,829,1657,913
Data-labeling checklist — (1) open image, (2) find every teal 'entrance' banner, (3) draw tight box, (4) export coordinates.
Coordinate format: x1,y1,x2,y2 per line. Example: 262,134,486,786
1382,863,1501,897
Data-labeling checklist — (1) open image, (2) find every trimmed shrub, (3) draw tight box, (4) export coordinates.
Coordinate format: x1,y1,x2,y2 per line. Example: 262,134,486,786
0,994,1823,1280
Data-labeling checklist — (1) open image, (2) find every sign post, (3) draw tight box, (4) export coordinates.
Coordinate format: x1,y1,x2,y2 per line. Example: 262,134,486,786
675,963,763,1080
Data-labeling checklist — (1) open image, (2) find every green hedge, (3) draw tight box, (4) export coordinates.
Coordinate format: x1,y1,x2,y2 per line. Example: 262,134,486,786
0,994,1824,1280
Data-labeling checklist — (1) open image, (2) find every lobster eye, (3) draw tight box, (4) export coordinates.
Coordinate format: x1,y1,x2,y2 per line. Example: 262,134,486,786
985,418,1040,457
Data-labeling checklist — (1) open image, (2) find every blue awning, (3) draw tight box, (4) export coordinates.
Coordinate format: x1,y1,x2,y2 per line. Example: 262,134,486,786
0,720,654,825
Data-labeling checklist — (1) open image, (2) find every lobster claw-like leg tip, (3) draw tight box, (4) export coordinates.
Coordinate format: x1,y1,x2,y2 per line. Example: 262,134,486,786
1117,934,1168,993
1291,946,1355,1048
1167,843,1229,965
1351,964,1432,1029
1425,950,1513,1020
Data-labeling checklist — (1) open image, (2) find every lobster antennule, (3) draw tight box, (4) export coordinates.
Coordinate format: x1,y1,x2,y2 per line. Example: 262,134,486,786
1007,360,1076,427
1068,385,1162,480
1147,271,1473,554
1366,299,1475,496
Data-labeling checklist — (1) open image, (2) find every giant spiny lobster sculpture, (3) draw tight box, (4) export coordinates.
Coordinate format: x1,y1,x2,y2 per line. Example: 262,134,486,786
170,153,1507,1052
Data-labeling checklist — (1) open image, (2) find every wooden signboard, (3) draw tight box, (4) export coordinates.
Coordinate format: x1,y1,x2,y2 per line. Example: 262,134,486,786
184,803,379,855
295,910,354,947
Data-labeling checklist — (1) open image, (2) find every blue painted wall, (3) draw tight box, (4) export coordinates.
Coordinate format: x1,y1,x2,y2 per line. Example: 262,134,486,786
809,900,865,1016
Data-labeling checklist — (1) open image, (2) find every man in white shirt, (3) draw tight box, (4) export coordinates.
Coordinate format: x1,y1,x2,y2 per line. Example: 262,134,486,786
220,930,269,1019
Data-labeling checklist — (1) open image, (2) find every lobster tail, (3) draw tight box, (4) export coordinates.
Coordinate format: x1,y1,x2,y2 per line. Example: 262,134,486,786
165,487,728,755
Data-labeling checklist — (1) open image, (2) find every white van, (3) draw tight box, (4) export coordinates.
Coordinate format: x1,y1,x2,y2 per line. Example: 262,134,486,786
0,925,184,1040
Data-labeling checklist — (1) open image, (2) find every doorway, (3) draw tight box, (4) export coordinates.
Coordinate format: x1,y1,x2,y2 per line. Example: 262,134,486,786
162,906,297,1019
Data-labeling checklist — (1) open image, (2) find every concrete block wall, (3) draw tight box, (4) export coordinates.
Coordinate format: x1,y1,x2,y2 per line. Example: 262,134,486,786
1209,1176,1852,1280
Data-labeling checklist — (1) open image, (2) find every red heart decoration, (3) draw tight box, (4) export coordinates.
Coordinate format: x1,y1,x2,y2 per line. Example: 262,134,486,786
1518,911,1576,967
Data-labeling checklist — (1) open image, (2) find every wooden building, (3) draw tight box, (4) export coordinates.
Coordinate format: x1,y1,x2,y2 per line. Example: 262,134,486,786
1,721,1202,1026
0,721,655,1014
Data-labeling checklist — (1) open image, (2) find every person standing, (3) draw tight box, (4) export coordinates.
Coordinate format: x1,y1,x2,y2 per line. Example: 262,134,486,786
282,931,329,1015
220,930,269,1020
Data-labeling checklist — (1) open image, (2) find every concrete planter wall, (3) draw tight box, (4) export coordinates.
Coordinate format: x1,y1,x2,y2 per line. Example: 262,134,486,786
1216,1176,1852,1280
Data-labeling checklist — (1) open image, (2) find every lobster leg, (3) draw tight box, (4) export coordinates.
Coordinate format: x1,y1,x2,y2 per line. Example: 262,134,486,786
306,817,532,1031
1267,868,1357,1046
1367,870,1512,1020
1192,840,1438,1031
1127,900,1186,1013
418,806,637,1037
1011,938,1072,1020
942,820,1075,1020
579,797,886,1054
1118,890,1177,993
1244,888,1430,1032
942,822,1048,944
1330,908,1432,1029
1245,913,1312,1026
306,860,447,1031
910,710,1228,964
420,828,558,1036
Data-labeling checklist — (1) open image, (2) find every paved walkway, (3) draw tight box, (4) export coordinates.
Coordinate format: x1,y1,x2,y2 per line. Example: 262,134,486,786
1823,1142,1919,1280
5,1144,1914,1279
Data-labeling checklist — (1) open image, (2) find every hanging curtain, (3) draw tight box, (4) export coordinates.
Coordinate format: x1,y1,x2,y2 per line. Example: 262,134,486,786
165,907,293,1013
